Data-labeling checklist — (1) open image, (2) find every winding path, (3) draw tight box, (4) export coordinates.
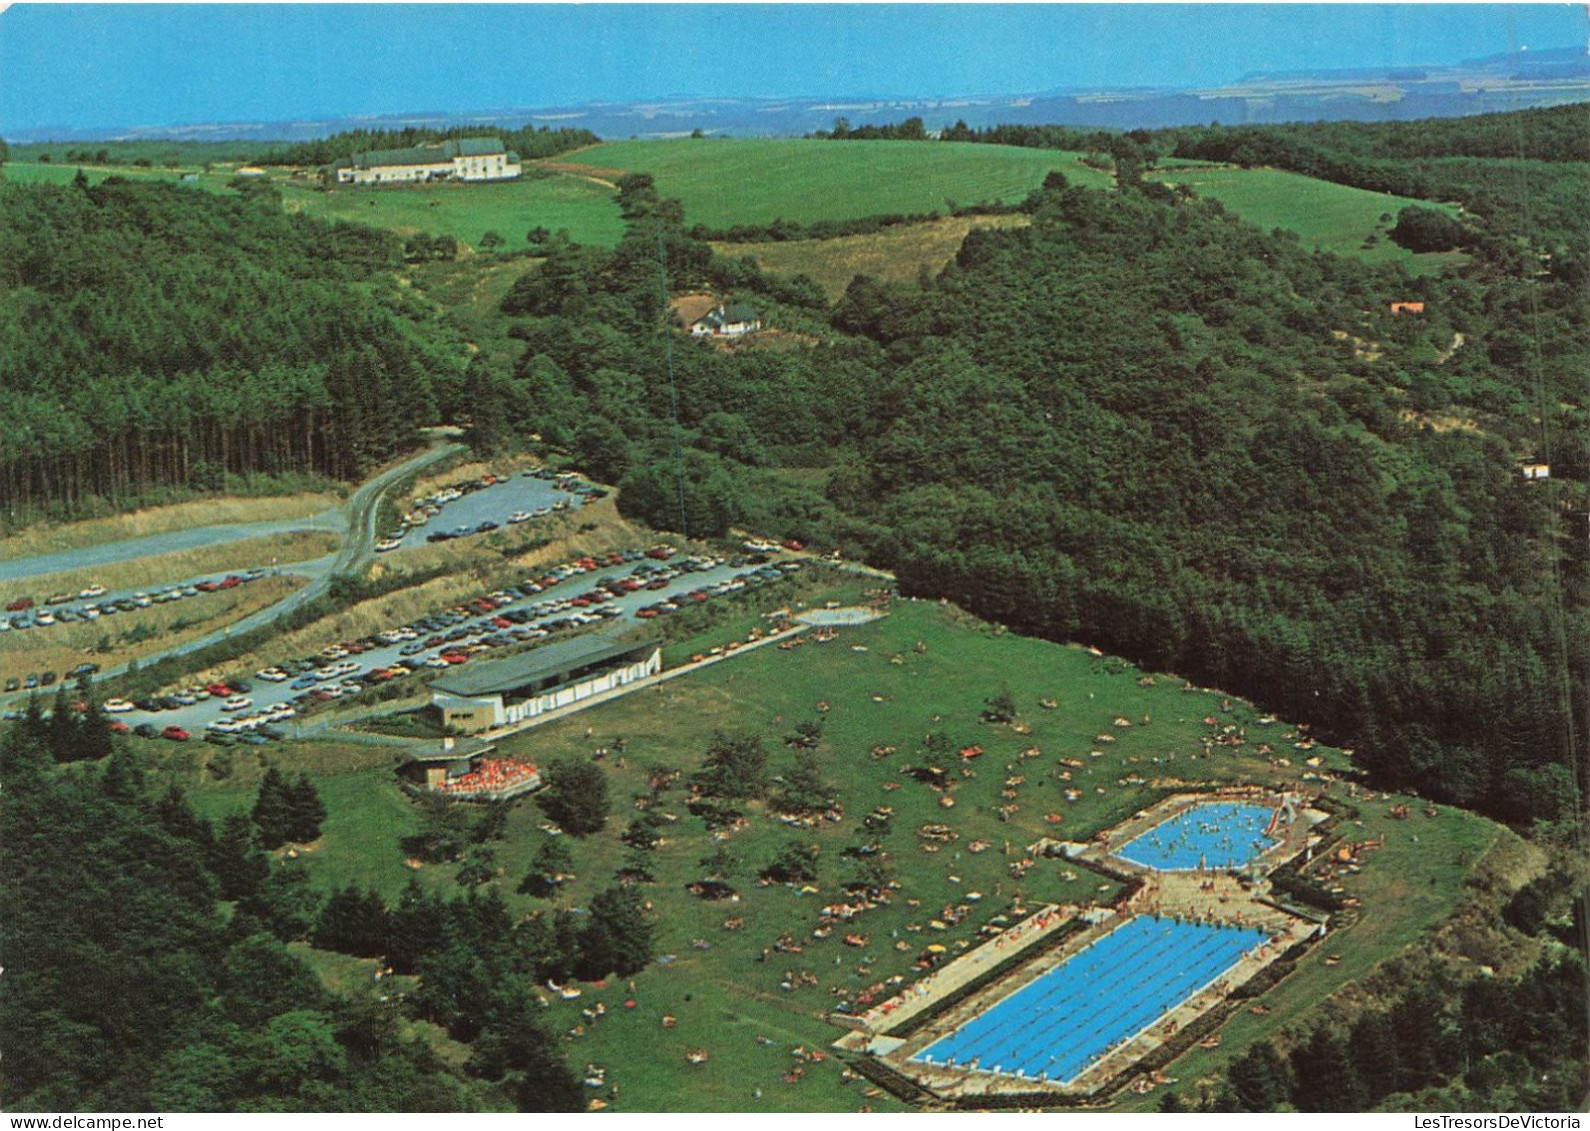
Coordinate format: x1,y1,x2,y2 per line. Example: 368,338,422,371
0,440,463,701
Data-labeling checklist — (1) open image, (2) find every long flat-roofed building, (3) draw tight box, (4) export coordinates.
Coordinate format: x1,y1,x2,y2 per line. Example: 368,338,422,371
335,137,522,185
430,635,662,733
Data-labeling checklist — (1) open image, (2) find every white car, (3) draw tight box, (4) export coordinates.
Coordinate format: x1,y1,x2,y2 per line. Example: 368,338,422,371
79,584,107,599
35,611,55,626
221,696,253,712
256,667,289,682
207,719,241,734
267,705,297,721
103,698,134,713
375,538,402,553
508,511,532,524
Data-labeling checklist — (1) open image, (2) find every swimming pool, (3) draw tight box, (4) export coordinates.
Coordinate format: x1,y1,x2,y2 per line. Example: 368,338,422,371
1116,801,1279,871
911,915,1267,1084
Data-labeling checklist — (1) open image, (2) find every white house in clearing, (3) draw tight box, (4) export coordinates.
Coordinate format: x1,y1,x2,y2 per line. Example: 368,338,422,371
335,138,522,186
690,302,762,338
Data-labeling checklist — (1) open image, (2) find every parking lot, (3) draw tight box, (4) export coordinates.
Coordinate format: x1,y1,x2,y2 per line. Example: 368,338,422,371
99,544,803,741
386,470,597,552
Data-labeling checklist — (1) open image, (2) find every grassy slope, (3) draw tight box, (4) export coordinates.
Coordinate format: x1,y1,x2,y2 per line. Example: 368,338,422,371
1147,164,1468,275
175,594,1500,1112
577,139,1113,227
713,214,1032,302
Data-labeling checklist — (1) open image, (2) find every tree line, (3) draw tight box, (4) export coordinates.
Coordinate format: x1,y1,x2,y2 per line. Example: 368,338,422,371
0,176,465,522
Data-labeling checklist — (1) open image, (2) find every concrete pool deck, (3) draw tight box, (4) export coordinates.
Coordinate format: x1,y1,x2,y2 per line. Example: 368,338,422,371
832,787,1331,1104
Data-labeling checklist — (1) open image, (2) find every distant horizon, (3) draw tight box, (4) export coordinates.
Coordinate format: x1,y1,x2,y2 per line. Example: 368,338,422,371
2,4,1586,137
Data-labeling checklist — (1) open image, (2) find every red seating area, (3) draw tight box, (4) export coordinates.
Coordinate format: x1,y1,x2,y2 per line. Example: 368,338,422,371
439,757,540,795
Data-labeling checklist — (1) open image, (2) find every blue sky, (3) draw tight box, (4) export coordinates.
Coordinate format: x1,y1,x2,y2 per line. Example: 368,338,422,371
0,4,1584,132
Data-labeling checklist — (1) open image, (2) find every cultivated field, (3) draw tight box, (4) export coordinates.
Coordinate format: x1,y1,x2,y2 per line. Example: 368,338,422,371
571,139,1114,228
279,173,626,251
1146,164,1469,273
174,596,1498,1111
713,214,1033,302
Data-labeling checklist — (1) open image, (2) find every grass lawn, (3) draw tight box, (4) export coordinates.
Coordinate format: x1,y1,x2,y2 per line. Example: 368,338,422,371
713,214,1032,302
1147,165,1469,274
570,139,1113,228
280,174,625,251
172,588,1503,1111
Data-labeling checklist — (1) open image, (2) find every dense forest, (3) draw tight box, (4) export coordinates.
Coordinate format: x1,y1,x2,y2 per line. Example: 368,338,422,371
0,176,465,519
489,114,1585,833
0,706,620,1112
268,125,599,169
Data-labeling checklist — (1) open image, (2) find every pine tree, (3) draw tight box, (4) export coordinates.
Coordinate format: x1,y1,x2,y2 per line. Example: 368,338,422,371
77,675,115,761
152,785,215,852
577,885,653,980
47,684,80,762
1351,1010,1403,1106
286,772,327,843
1292,1026,1367,1112
518,837,574,898
215,813,269,901
388,878,447,974
1229,1040,1293,1111
251,767,294,848
99,746,145,803
314,884,389,957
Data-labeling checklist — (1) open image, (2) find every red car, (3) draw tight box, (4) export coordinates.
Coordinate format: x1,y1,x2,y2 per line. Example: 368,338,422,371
196,581,220,592
109,721,130,733
6,597,33,611
217,575,242,589
162,725,190,741
440,652,470,665
207,682,233,697
782,538,805,551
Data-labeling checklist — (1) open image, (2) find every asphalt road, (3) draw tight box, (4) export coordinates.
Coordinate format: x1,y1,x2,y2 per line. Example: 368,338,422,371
0,511,343,586
0,440,464,705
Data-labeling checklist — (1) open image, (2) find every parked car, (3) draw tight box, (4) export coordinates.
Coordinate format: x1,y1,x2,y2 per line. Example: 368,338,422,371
161,725,190,741
6,597,34,611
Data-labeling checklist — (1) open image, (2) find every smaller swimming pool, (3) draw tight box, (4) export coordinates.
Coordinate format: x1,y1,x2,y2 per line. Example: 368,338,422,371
1116,801,1279,871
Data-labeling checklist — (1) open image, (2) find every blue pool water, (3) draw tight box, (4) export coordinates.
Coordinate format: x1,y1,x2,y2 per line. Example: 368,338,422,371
911,916,1267,1083
1116,801,1279,871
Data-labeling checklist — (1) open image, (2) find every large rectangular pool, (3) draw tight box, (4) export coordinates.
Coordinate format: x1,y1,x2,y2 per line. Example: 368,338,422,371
911,915,1267,1084
1116,801,1279,871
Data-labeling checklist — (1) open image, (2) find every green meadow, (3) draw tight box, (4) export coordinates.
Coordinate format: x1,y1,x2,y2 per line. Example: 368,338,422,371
575,138,1113,228
170,591,1498,1111
1147,164,1469,274
278,173,626,251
